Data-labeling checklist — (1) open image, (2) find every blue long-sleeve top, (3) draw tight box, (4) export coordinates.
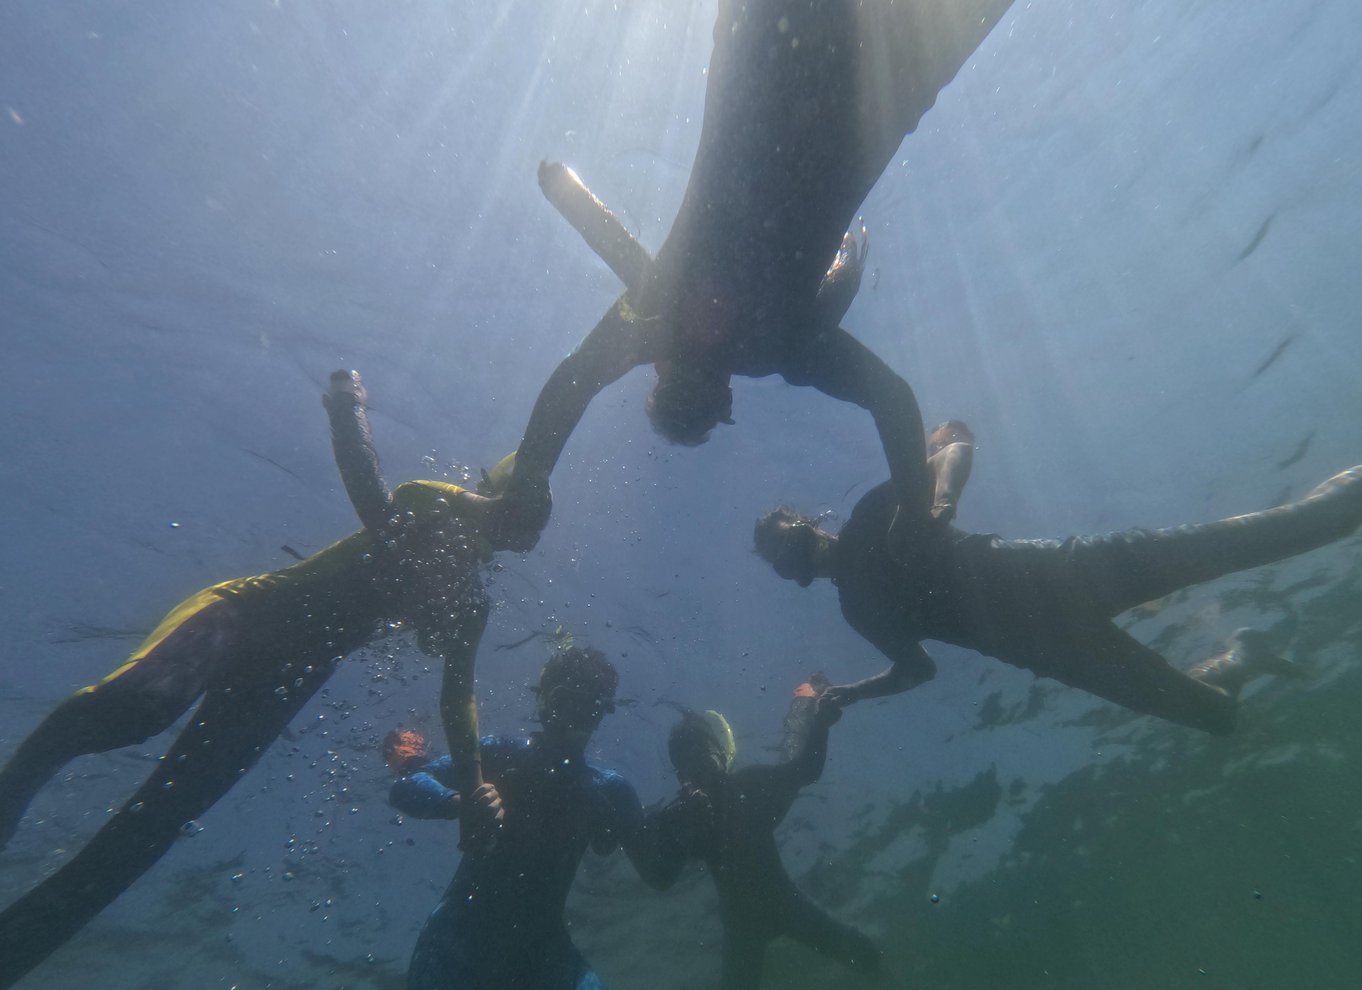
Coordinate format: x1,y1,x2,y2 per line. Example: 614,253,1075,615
391,736,646,951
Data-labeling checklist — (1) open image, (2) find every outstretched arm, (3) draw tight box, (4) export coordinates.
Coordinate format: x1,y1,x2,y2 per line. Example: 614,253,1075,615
589,772,694,890
539,161,653,291
325,369,497,532
512,299,656,481
323,370,395,533
496,298,657,545
422,609,502,849
788,329,930,516
742,696,840,822
630,795,708,890
825,642,937,707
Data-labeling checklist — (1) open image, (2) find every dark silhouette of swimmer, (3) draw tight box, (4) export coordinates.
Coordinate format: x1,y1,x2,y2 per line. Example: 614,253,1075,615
755,421,1360,735
0,371,503,988
491,0,1018,548
392,647,668,990
644,692,879,989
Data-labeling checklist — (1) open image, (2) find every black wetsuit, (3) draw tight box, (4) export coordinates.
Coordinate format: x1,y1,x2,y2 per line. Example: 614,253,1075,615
394,738,644,990
503,0,1017,517
835,468,1362,733
647,719,878,988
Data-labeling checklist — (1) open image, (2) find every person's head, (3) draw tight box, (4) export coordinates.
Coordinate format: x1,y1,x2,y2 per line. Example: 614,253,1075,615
753,506,832,587
929,420,975,456
535,646,619,747
646,361,734,446
667,709,736,787
383,728,429,772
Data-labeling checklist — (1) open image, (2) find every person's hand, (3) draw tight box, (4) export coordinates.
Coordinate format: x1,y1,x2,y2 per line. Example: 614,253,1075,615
323,369,367,412
821,682,862,709
487,479,552,552
929,499,957,525
814,693,844,726
673,786,715,836
458,782,505,852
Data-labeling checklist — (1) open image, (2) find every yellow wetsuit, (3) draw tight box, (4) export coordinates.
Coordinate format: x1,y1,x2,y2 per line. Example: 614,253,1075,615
0,480,489,988
83,478,486,695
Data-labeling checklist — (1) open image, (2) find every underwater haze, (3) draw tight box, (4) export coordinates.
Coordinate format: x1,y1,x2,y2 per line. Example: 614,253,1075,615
3,1,1361,988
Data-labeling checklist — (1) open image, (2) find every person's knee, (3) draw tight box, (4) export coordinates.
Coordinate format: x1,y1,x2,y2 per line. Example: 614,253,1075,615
66,682,188,751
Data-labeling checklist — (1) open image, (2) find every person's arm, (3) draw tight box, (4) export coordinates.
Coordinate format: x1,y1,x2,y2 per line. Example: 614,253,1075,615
590,771,695,889
627,793,709,890
390,756,462,820
782,695,838,788
539,161,652,292
787,329,930,519
324,369,499,532
824,642,937,707
322,370,395,533
409,592,496,847
928,440,974,524
420,610,502,848
741,696,840,822
390,751,504,840
493,298,656,547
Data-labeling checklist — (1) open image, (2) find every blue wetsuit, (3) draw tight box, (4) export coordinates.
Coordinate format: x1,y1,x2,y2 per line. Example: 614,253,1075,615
392,736,643,990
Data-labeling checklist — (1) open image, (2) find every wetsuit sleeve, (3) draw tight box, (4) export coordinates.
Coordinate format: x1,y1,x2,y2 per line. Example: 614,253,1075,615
739,711,834,823
589,769,644,855
632,798,701,890
322,369,395,534
785,328,930,515
539,161,652,291
593,770,690,889
429,609,491,800
505,297,657,493
390,756,461,820
839,640,937,703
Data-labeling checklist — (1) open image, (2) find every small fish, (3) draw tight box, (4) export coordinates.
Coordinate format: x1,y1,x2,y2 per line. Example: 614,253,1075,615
1235,214,1274,263
1276,431,1315,471
240,447,304,483
280,545,306,561
493,630,545,652
1250,333,1297,379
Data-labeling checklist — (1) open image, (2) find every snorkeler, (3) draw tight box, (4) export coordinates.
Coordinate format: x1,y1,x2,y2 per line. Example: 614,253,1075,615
643,688,879,989
391,646,666,990
491,0,1018,548
754,421,1362,735
0,371,503,988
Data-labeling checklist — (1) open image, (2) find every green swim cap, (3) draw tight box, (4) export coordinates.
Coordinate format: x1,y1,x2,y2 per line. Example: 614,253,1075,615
478,452,518,496
704,710,737,770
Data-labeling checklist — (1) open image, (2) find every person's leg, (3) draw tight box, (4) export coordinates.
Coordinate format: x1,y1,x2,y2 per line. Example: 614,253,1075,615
0,592,241,850
1076,466,1362,615
1186,627,1305,696
781,891,882,974
1041,621,1237,735
406,899,467,990
0,659,332,990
